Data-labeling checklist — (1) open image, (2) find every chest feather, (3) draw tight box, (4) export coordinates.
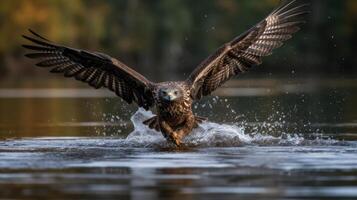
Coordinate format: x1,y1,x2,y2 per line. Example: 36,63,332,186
158,98,191,118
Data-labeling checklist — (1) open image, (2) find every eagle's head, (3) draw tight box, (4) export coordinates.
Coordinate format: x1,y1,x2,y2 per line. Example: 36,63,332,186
157,86,184,102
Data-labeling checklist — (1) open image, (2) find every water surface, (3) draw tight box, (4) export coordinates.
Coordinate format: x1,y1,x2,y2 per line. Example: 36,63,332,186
0,78,356,200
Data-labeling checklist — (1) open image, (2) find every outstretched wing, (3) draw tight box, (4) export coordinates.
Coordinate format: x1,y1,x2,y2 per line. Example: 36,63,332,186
187,0,308,100
22,30,154,110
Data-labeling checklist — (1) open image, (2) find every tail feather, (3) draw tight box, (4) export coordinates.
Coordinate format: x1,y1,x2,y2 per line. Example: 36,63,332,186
194,115,207,128
143,116,160,131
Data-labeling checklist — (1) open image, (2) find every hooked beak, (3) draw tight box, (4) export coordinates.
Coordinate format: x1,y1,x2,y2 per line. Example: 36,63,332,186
163,94,174,101
162,92,176,101
163,96,171,101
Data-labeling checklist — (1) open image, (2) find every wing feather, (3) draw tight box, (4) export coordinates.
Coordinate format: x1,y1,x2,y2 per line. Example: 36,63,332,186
22,30,154,109
187,0,308,99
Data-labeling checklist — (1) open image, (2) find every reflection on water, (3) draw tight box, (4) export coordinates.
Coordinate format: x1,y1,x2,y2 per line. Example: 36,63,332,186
0,78,357,199
0,137,357,199
1,78,356,138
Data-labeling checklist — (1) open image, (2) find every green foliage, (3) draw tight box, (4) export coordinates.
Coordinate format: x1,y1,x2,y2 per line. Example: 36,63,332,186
0,0,356,78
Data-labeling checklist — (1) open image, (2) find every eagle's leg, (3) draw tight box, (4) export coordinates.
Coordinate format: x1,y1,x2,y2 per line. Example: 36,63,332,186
159,121,186,146
159,121,179,146
143,116,160,132
160,116,196,147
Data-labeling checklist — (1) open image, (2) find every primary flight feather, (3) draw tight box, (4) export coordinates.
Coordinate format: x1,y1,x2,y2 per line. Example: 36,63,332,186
23,0,308,146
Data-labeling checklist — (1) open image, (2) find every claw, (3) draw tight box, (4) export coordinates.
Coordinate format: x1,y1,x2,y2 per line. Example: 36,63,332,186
170,131,185,147
172,138,182,147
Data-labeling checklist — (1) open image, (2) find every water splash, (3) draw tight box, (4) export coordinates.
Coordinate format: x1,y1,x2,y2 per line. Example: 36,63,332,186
123,109,339,148
124,109,167,147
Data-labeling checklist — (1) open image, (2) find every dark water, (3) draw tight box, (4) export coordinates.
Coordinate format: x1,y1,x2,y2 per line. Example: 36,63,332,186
0,78,357,200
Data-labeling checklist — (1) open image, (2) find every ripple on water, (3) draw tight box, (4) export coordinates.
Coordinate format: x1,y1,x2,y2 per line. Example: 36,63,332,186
0,107,356,171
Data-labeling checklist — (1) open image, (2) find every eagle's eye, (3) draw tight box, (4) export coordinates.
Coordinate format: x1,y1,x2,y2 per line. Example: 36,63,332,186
174,91,178,95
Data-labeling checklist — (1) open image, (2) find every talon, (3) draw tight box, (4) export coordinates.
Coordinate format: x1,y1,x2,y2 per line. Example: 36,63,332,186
171,132,183,147
172,138,182,147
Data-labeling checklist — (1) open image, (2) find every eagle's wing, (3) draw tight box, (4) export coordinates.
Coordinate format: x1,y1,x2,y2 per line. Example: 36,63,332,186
22,30,154,110
187,0,308,100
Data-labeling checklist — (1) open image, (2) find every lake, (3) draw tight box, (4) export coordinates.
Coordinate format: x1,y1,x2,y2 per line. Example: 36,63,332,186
0,78,357,200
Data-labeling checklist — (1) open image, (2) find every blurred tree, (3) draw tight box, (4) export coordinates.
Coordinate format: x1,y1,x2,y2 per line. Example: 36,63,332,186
0,0,356,80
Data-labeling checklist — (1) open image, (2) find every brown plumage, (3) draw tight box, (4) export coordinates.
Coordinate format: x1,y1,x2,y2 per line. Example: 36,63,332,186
22,0,308,146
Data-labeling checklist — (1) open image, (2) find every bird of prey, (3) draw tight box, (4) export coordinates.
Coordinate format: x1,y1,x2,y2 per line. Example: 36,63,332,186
23,0,308,146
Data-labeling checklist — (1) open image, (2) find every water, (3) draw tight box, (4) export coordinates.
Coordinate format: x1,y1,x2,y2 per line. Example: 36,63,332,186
0,78,357,199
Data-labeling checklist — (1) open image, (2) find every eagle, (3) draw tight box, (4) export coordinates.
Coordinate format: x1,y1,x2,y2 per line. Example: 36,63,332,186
22,0,308,146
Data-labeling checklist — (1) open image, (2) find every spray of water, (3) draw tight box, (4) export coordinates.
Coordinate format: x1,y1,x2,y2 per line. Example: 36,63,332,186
122,109,338,148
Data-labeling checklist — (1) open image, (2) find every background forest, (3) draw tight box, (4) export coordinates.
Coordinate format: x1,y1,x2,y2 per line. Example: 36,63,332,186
0,0,356,82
